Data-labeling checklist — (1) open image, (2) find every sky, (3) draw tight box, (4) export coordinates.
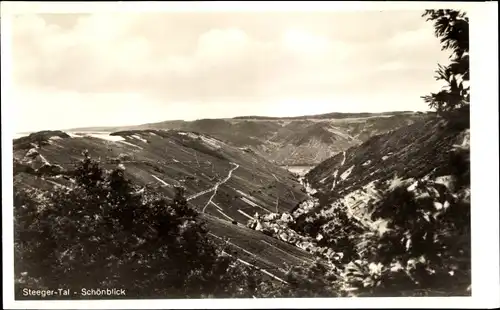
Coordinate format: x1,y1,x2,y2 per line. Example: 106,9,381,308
8,9,452,132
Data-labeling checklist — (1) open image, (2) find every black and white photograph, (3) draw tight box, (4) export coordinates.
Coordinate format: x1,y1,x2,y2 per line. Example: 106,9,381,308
2,1,498,309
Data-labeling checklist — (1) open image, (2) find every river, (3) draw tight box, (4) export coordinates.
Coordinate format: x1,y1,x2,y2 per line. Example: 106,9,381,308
282,165,315,176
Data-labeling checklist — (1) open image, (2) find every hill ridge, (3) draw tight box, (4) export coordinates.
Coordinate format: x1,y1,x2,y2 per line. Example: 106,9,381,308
13,126,317,276
34,111,433,166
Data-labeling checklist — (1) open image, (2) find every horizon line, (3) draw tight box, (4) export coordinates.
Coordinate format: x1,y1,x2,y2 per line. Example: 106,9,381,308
14,109,433,134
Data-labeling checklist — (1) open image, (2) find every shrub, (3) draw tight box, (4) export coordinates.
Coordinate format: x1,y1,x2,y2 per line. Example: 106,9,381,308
339,181,471,296
13,154,276,299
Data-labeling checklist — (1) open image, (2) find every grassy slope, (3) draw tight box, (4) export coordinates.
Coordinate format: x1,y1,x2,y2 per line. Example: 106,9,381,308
13,129,315,276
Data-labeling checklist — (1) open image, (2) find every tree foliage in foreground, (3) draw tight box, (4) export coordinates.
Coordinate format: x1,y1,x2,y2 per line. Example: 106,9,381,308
421,9,470,112
14,153,285,299
339,179,471,296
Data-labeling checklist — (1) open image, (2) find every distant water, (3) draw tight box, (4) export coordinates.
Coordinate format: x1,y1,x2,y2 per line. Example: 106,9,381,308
67,131,126,141
283,165,314,176
13,131,119,140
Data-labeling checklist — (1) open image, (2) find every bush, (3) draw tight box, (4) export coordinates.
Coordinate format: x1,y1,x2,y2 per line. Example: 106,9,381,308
13,154,276,299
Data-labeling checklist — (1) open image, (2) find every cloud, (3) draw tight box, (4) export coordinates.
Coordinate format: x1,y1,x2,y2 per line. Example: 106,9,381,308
9,11,451,131
388,25,436,49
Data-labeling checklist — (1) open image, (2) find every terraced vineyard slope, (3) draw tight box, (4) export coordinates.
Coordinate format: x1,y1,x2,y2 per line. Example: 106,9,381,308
13,129,315,278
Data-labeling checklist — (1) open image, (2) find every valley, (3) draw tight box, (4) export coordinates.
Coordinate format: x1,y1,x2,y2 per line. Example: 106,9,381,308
12,108,471,297
8,6,476,302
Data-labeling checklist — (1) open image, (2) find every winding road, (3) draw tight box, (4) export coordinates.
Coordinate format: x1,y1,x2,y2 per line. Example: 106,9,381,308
151,162,240,204
188,162,240,202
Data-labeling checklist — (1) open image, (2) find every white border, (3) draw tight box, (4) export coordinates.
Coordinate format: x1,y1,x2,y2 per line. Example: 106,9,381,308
2,1,499,309
0,1,486,13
